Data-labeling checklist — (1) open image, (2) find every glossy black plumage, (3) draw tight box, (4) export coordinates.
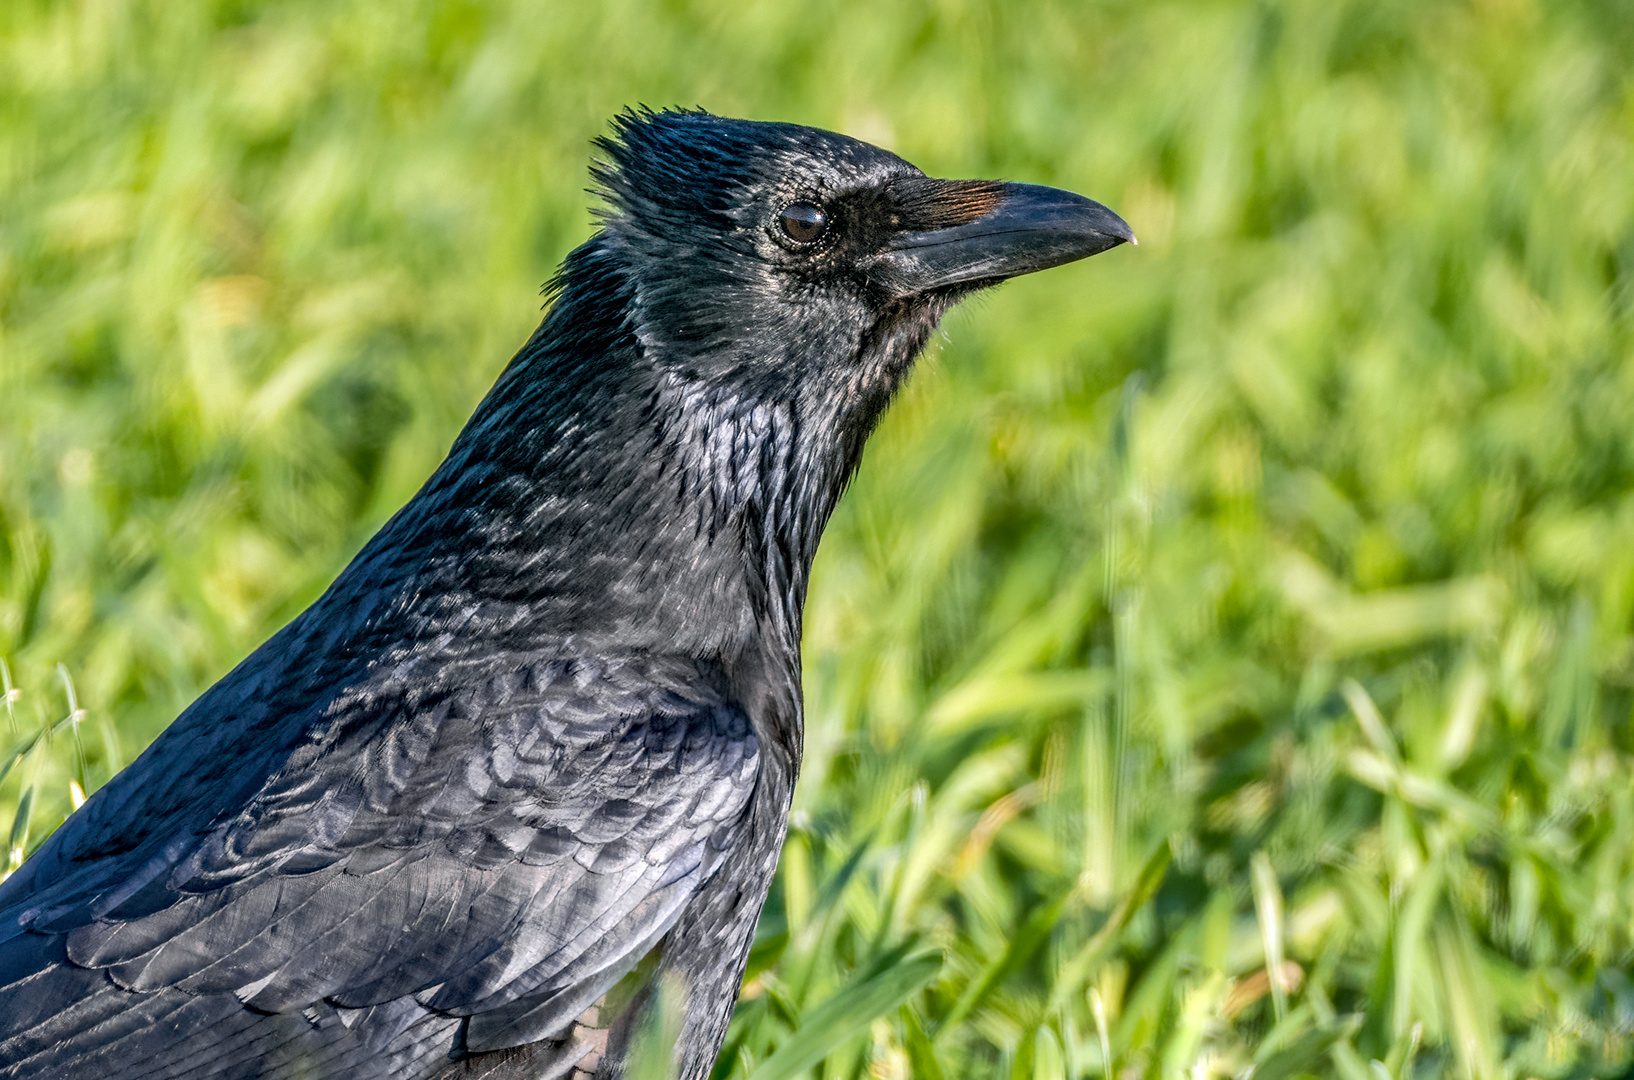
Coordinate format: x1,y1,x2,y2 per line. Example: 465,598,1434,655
0,109,1130,1079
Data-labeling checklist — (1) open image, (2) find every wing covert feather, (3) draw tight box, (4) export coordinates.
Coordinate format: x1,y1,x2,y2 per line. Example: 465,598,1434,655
0,655,759,1077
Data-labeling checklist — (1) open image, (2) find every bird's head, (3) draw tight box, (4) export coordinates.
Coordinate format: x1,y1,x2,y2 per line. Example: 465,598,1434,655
380,110,1133,649
438,109,1132,634
585,108,1133,415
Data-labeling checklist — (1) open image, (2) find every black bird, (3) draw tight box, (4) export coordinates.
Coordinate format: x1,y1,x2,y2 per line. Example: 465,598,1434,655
0,109,1131,1080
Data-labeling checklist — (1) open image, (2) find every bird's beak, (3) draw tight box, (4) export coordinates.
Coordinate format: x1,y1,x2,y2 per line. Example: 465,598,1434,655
880,180,1134,295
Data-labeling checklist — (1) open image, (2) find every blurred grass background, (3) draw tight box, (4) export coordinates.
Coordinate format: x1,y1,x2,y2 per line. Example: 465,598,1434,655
3,0,1634,1077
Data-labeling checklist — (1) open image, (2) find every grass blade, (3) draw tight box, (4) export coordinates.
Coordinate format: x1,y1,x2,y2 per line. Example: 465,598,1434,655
747,949,942,1080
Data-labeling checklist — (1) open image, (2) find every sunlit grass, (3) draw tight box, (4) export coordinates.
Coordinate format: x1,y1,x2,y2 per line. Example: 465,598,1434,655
3,1,1633,1077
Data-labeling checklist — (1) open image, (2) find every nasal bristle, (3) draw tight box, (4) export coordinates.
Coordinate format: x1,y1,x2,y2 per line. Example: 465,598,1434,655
890,178,1006,231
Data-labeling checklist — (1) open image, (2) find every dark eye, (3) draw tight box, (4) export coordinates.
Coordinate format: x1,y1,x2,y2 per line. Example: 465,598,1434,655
778,202,828,244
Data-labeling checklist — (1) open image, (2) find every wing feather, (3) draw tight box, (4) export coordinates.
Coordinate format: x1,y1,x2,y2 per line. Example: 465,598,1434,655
0,654,758,1078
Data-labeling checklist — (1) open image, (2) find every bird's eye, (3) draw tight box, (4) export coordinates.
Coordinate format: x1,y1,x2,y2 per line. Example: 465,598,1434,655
778,202,828,244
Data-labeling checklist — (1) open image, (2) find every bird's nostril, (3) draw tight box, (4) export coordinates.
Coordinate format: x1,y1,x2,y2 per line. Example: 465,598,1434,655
778,202,827,243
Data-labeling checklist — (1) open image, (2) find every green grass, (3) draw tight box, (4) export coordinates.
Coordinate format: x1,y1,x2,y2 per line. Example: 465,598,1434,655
4,1,1634,1077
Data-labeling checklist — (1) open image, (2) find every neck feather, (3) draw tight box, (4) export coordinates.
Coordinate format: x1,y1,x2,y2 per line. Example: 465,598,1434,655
333,248,921,663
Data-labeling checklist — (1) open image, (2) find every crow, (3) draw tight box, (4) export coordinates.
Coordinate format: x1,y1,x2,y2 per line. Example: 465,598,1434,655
0,109,1131,1080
